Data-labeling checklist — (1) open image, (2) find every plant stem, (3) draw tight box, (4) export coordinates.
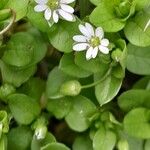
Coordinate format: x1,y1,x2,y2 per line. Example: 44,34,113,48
0,9,16,35
81,67,112,89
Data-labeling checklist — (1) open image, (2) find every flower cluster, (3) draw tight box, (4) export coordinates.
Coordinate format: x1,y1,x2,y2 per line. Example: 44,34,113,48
73,23,110,60
34,0,75,23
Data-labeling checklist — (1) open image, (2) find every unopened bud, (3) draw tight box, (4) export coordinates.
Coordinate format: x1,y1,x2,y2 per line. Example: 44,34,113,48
60,80,81,96
35,126,47,140
117,139,129,150
111,48,123,62
0,83,16,100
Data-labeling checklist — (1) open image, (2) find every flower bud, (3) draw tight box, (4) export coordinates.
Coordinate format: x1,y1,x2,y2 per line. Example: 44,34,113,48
117,139,129,150
35,125,47,140
0,83,16,100
111,48,123,63
0,111,9,138
60,80,81,96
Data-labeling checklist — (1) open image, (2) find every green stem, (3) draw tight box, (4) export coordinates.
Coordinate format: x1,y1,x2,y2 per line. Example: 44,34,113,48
0,9,16,35
78,0,92,19
81,67,112,89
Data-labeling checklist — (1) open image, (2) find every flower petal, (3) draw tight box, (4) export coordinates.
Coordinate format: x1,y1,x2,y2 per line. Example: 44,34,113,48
58,9,74,21
99,45,109,54
35,0,48,4
86,47,93,60
73,43,89,51
85,23,94,36
79,24,91,38
73,35,87,42
60,0,75,4
60,4,74,13
92,47,98,58
101,39,109,46
34,5,47,12
95,27,104,39
44,8,52,20
53,10,59,23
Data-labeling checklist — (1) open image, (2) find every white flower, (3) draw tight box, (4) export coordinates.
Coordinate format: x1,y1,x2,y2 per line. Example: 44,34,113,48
34,0,76,23
73,23,110,60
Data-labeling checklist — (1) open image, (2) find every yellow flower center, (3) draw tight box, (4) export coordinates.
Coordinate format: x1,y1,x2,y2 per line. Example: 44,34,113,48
48,0,59,9
89,36,100,47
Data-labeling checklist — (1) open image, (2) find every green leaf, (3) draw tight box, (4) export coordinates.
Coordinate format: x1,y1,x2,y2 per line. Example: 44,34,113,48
65,95,96,132
18,77,45,101
3,31,47,67
89,0,101,6
93,126,116,150
41,143,70,150
49,19,80,53
133,76,150,89
123,108,150,139
0,60,36,87
144,139,150,150
135,0,150,11
59,53,91,78
118,131,143,150
47,97,72,119
124,11,150,47
5,0,29,21
90,0,125,32
94,72,122,106
118,89,150,112
2,32,34,67
75,52,109,74
27,3,50,32
31,133,56,150
8,94,40,125
0,0,8,9
73,135,93,150
27,29,47,65
46,67,74,99
8,126,32,150
127,44,150,75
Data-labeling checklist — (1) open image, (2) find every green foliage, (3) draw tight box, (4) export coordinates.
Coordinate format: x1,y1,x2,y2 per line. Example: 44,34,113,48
0,0,150,149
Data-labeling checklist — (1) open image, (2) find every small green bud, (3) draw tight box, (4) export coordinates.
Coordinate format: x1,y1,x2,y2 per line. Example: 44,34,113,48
0,83,16,100
0,111,9,137
35,125,47,140
111,48,123,62
117,139,129,150
60,80,81,96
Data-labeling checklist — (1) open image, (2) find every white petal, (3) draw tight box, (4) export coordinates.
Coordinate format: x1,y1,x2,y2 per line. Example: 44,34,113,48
35,0,48,4
73,43,89,51
86,47,93,60
79,24,91,38
53,10,59,23
85,23,94,36
99,45,109,54
60,4,74,13
92,47,98,58
58,9,74,21
73,35,87,42
60,0,75,4
44,8,51,20
101,39,109,46
34,5,47,12
95,27,104,39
